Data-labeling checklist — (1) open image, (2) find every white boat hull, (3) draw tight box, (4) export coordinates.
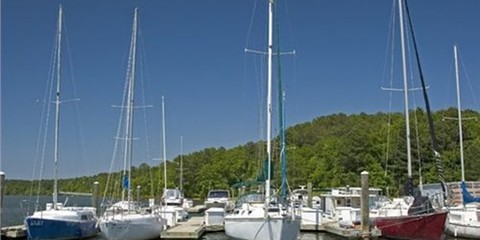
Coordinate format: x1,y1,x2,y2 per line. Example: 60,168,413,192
155,207,178,227
225,215,300,240
224,204,300,240
445,207,480,239
299,207,325,226
446,220,480,239
99,213,164,240
205,207,226,226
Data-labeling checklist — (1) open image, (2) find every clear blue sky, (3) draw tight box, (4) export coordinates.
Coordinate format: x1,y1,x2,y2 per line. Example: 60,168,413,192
2,0,480,180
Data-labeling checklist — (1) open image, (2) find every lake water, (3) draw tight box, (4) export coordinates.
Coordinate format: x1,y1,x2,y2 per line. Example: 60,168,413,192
1,195,341,240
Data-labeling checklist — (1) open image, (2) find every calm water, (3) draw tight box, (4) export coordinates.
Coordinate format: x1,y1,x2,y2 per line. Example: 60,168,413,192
1,195,341,240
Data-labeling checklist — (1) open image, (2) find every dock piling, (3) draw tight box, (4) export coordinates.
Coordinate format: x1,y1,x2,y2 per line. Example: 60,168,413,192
361,171,370,239
0,171,4,240
92,181,99,216
307,182,313,208
136,185,141,202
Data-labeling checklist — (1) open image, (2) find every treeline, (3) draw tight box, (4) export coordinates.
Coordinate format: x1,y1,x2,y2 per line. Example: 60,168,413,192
6,108,480,199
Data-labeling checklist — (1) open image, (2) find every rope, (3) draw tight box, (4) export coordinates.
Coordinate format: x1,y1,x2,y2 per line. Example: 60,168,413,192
460,56,480,109
382,1,396,178
63,16,87,178
274,0,287,204
408,40,423,191
254,216,270,240
137,26,155,198
100,19,132,209
245,0,259,48
33,26,59,210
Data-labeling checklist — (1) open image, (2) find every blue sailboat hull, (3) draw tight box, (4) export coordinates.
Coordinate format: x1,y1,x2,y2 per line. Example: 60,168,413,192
25,217,98,240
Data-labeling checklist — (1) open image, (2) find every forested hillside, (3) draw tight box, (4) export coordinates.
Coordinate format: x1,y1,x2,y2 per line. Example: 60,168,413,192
7,109,480,199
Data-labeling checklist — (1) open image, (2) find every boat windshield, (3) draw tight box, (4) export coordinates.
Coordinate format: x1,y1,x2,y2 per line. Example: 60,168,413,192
235,193,265,208
208,191,229,198
163,189,182,199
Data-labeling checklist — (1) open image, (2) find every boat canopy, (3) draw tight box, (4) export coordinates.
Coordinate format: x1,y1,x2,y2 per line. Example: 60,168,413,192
230,180,262,188
208,190,229,198
461,182,480,205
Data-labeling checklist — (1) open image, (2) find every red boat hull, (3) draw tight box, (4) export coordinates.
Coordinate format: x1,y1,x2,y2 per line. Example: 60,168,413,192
372,211,448,240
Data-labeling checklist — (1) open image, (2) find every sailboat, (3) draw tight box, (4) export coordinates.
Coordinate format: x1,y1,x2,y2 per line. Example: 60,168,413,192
154,96,189,227
370,0,447,239
223,0,301,239
24,6,99,240
97,8,165,240
444,45,480,239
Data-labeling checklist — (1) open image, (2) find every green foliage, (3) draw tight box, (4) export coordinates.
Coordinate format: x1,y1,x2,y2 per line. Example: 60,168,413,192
6,109,480,198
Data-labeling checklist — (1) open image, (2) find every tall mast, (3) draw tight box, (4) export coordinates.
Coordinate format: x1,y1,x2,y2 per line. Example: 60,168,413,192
162,96,167,191
280,91,286,204
53,5,63,209
123,7,138,210
454,45,465,182
180,135,183,191
398,0,413,180
265,0,274,204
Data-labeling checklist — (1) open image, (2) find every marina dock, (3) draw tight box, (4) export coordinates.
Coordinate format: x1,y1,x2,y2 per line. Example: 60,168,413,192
322,223,381,239
301,220,381,238
1,225,27,239
161,216,205,239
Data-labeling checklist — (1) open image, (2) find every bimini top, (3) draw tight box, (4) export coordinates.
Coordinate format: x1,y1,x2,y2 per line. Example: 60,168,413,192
162,189,184,200
207,190,230,199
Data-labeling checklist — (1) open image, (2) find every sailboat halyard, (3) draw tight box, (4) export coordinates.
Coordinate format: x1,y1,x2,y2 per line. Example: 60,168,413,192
25,6,99,240
223,0,300,239
371,0,447,239
444,45,480,239
24,5,99,240
97,8,165,240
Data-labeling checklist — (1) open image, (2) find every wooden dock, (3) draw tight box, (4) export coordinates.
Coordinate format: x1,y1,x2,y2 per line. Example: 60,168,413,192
204,224,224,232
161,216,205,239
1,225,27,239
301,217,381,239
321,222,381,239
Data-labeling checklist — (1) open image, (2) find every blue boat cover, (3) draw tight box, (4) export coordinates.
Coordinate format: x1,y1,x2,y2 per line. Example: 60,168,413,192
123,175,129,189
461,181,480,205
